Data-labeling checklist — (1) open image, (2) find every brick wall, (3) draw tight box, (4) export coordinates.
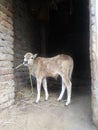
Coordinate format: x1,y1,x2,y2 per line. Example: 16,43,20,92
0,0,41,109
0,0,15,109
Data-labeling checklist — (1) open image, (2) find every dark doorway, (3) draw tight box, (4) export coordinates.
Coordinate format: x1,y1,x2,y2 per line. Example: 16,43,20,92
47,0,90,90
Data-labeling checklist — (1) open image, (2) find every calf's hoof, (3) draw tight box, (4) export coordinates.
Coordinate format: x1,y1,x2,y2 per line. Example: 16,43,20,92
45,98,48,101
65,101,70,106
57,98,62,102
35,100,40,104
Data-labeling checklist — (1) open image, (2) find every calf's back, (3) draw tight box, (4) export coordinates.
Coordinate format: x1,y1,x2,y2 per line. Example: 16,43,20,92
34,54,73,78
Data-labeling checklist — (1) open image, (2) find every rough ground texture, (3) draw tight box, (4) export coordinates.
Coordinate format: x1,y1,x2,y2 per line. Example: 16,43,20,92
0,87,97,130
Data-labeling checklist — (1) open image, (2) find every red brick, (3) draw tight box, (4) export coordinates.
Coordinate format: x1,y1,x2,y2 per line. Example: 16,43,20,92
0,40,14,48
0,47,14,55
0,24,14,36
0,53,14,61
0,68,14,75
0,19,13,31
0,61,13,67
0,4,13,18
0,74,14,82
0,32,14,42
0,11,13,25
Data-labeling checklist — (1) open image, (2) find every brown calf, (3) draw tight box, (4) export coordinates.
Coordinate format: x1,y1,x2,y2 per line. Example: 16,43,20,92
23,52,74,105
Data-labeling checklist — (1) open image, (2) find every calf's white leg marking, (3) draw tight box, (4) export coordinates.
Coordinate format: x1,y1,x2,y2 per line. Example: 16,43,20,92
42,78,49,101
36,79,41,103
57,78,66,101
65,79,72,106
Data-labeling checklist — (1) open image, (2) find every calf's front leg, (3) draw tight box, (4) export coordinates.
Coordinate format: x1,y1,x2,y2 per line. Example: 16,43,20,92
36,79,42,103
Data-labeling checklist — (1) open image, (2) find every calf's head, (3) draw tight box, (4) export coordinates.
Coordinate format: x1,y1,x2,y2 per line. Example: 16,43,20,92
23,52,37,66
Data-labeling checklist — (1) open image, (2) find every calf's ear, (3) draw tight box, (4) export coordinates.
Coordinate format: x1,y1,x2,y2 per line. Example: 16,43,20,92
33,53,38,59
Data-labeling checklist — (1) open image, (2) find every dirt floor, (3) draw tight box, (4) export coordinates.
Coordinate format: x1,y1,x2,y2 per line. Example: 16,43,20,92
0,87,97,130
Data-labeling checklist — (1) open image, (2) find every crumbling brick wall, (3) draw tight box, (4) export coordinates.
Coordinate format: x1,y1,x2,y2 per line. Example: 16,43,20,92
90,0,98,127
0,0,15,109
0,0,41,109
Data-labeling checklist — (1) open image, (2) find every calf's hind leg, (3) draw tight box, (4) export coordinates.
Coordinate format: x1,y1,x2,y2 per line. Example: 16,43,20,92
57,78,66,101
42,78,49,101
64,78,72,106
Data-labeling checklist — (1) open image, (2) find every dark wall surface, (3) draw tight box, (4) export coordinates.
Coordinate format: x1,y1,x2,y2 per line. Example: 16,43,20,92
47,0,90,89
